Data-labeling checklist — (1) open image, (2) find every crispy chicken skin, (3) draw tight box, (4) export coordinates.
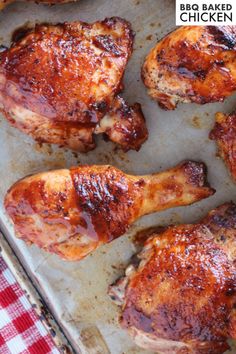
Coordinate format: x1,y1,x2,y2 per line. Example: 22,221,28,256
109,203,236,354
0,18,148,151
210,111,236,182
0,0,75,10
4,161,214,261
142,26,236,110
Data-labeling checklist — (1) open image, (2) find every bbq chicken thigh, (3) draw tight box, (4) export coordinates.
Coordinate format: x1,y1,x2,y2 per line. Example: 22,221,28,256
0,18,148,151
4,161,214,261
210,111,236,182
142,26,236,110
0,0,76,10
109,203,236,354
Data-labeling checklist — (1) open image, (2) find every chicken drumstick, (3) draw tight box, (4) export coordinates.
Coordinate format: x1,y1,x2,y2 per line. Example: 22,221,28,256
4,161,214,261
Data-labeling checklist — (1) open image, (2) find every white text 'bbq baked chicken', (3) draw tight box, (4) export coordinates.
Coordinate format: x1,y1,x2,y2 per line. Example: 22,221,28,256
4,161,214,261
210,111,236,183
0,0,76,11
142,26,236,110
109,203,236,354
0,18,148,151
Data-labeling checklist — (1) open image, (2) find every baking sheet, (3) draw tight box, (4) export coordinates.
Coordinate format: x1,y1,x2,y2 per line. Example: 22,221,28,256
0,0,236,353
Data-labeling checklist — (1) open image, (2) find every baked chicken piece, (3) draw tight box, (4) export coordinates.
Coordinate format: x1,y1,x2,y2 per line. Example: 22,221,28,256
4,161,214,261
0,18,148,152
142,26,236,110
0,0,75,10
210,111,236,182
109,203,236,354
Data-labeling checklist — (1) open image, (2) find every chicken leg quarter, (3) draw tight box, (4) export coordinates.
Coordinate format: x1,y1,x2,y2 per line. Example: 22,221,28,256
4,161,214,261
142,25,236,110
0,18,148,151
109,203,236,354
210,111,236,182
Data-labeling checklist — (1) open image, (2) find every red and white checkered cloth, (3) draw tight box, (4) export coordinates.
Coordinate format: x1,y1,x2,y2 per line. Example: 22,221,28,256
0,257,60,354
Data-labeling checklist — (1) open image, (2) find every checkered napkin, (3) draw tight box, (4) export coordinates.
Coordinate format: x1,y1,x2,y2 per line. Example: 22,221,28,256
0,257,60,354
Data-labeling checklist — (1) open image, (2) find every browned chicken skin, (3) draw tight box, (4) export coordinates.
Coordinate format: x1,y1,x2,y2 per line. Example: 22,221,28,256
109,203,236,354
0,0,75,10
4,161,214,261
210,111,236,182
142,26,236,110
0,18,148,151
